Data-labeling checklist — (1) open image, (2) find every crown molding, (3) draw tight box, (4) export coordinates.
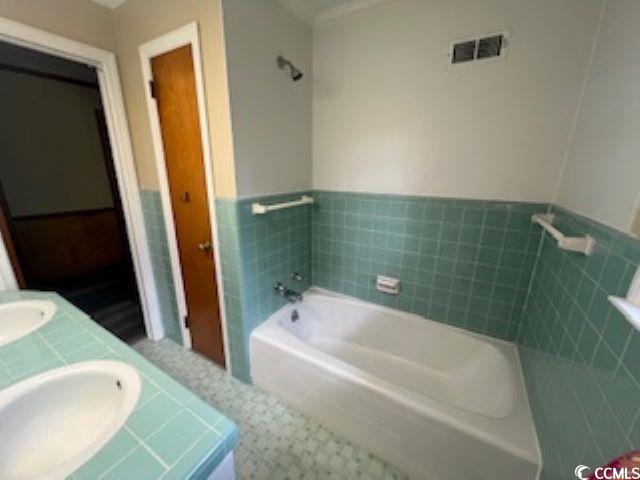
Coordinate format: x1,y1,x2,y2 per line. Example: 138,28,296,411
314,0,399,26
90,0,127,10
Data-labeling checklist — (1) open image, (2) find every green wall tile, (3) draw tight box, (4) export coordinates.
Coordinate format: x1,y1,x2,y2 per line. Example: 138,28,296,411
140,190,182,344
216,193,312,382
312,190,546,342
211,190,639,479
518,206,640,480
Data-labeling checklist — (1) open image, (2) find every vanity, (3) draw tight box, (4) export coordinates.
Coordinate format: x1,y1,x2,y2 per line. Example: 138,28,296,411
0,291,238,480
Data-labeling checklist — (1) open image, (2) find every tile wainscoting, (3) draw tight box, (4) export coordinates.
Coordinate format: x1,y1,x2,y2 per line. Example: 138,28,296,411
215,189,546,381
216,193,312,382
214,199,246,380
142,189,312,381
518,206,640,479
312,190,546,341
140,189,182,344
142,186,640,477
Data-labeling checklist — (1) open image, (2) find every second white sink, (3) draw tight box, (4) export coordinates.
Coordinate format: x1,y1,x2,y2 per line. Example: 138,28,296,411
0,360,141,480
0,300,57,347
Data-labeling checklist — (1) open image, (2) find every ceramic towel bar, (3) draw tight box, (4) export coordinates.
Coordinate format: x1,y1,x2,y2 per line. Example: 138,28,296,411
251,195,314,215
531,213,596,255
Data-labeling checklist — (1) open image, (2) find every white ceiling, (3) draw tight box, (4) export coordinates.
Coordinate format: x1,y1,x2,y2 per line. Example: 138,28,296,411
90,0,126,10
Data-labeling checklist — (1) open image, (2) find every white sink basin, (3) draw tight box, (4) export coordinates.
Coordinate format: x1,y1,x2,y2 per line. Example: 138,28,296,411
0,360,141,480
0,300,57,347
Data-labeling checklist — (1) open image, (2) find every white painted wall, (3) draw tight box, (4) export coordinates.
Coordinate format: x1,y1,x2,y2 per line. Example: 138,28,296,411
223,0,312,198
0,71,114,217
312,0,603,202
556,0,640,234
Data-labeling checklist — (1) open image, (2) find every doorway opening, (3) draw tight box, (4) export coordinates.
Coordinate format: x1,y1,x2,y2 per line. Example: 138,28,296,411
0,40,145,343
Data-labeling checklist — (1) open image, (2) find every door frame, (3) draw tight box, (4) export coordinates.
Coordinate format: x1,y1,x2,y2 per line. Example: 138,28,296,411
139,22,231,368
0,16,166,341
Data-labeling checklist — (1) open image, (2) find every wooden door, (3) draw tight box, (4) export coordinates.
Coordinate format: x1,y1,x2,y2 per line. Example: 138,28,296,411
150,45,225,365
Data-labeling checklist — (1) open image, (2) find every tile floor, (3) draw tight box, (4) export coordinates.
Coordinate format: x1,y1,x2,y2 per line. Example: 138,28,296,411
134,339,407,480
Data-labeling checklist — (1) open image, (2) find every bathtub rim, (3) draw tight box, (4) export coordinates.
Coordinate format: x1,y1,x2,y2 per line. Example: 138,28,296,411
251,286,541,468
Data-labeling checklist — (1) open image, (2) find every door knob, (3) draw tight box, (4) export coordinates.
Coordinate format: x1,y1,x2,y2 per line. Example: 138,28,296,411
198,241,212,252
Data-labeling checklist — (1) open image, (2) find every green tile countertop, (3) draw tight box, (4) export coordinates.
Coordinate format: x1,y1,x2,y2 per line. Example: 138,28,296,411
0,291,238,480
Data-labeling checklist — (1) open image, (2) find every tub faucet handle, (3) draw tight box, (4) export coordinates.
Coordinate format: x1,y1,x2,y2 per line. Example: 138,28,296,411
291,272,304,281
274,282,286,294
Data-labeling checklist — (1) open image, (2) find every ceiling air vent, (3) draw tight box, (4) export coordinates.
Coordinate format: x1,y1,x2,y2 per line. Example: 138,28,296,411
449,31,509,65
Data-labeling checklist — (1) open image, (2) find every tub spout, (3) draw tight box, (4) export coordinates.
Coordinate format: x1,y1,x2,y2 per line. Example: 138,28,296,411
287,290,303,303
274,282,303,303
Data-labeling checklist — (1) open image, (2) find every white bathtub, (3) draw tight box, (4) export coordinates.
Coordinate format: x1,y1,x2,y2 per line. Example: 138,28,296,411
250,288,540,479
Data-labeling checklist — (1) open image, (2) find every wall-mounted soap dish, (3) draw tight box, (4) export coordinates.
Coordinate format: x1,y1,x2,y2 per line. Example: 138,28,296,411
376,275,399,295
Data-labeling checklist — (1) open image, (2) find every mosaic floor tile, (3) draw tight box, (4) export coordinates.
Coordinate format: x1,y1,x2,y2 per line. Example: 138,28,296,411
135,339,407,480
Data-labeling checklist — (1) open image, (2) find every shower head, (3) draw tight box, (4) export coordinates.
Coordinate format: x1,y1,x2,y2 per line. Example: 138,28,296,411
277,55,303,82
291,68,303,81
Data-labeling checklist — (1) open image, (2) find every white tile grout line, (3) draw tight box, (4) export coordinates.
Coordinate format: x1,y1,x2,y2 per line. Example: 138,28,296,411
134,390,160,412
158,432,211,479
33,330,69,366
93,432,143,480
96,425,170,480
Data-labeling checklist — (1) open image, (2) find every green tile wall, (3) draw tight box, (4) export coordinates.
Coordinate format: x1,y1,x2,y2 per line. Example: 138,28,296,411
216,193,312,381
312,190,545,341
142,190,311,381
518,206,640,479
213,178,640,480
215,199,247,380
140,189,182,344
